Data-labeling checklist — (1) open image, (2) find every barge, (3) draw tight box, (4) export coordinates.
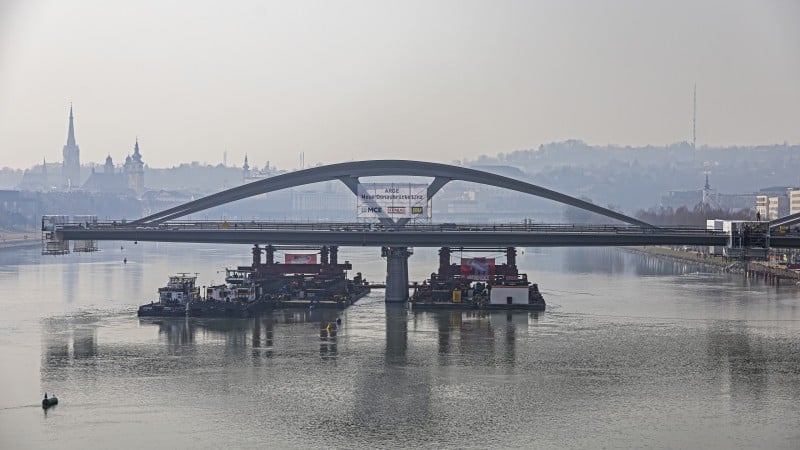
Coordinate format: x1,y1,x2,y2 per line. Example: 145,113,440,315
410,247,545,312
138,245,370,318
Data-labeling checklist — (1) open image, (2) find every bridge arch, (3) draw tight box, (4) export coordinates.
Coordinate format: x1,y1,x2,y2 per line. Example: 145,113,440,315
133,160,654,227
770,211,800,230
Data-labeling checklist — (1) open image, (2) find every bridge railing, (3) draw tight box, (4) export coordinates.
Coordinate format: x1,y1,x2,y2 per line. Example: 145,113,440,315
55,220,733,237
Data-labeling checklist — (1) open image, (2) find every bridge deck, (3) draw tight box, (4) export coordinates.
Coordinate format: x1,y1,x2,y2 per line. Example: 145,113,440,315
52,221,745,247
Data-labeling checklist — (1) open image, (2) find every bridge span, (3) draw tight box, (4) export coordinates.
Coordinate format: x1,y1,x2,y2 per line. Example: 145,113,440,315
48,219,800,302
42,159,800,301
57,221,736,247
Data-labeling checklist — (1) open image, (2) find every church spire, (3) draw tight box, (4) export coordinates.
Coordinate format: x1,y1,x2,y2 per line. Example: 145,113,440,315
62,104,81,188
242,154,250,184
133,137,141,161
66,104,76,147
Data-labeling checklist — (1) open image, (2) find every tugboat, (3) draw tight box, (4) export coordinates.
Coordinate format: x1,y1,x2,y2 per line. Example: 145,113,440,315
189,268,257,318
410,247,545,311
137,273,199,317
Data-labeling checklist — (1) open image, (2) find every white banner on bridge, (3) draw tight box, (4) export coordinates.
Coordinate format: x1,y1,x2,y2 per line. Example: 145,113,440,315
357,183,431,219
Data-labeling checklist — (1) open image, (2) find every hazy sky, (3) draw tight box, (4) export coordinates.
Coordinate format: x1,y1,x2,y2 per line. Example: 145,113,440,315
1,0,798,170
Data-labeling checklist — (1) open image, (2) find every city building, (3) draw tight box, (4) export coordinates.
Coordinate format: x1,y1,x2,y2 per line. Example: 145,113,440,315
123,138,145,196
790,189,800,216
243,159,281,183
768,196,789,220
62,105,81,189
18,159,61,191
242,154,250,183
81,139,146,197
756,195,769,220
755,187,796,220
291,182,353,220
81,155,131,194
661,174,754,213
717,193,755,211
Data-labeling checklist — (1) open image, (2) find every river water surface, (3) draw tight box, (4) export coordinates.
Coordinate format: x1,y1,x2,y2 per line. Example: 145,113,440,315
1,244,799,449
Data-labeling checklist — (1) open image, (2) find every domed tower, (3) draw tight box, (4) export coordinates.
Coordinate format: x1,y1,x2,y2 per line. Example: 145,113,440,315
61,105,81,188
104,155,114,174
126,138,145,196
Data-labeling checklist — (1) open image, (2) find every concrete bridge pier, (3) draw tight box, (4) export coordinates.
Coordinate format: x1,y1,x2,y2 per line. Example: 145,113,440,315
384,246,413,302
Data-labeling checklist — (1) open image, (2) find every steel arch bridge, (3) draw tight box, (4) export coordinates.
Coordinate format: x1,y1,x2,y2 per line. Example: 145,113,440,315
133,160,654,228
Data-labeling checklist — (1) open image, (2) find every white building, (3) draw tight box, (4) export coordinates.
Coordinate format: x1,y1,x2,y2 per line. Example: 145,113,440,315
790,190,800,216
768,196,789,220
756,188,796,220
706,219,725,255
756,195,769,220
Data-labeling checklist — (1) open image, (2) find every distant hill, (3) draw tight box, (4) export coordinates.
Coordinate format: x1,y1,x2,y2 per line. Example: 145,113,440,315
463,141,800,211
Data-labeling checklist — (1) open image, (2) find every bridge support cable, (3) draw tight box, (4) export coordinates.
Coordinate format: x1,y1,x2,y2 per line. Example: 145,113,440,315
130,160,654,228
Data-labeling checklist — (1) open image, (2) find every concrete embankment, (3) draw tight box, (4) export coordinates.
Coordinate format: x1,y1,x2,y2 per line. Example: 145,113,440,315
0,239,40,251
623,246,735,272
625,246,800,285
745,261,800,285
0,230,40,252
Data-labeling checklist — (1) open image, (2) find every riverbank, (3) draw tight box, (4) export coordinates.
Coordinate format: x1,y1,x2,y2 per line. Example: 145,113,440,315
623,246,736,272
0,230,39,251
625,246,800,284
745,260,800,285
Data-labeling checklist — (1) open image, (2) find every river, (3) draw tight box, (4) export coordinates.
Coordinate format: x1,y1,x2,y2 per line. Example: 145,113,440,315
1,243,799,449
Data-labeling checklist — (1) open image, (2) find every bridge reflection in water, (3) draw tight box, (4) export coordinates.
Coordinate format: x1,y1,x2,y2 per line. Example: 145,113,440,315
37,298,794,448
39,307,541,372
30,241,800,448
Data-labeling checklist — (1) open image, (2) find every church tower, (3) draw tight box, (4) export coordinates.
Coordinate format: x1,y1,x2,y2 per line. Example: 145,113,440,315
62,105,81,188
125,138,145,196
242,154,250,183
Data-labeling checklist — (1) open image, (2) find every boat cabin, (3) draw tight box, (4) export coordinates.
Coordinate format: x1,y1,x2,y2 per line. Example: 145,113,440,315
489,286,531,305
157,274,199,304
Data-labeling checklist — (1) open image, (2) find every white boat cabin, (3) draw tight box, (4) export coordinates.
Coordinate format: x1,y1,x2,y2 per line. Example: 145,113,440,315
206,284,256,302
158,274,199,304
489,286,530,305
206,269,257,302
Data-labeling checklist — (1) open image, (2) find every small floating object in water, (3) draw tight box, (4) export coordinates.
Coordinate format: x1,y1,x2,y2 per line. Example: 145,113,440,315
42,393,58,409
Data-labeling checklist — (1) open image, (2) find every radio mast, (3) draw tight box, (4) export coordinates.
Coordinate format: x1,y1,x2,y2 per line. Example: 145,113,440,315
692,84,697,150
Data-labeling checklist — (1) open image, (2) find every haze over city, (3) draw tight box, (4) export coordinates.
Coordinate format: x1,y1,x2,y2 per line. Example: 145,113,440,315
4,3,800,450
1,0,799,170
